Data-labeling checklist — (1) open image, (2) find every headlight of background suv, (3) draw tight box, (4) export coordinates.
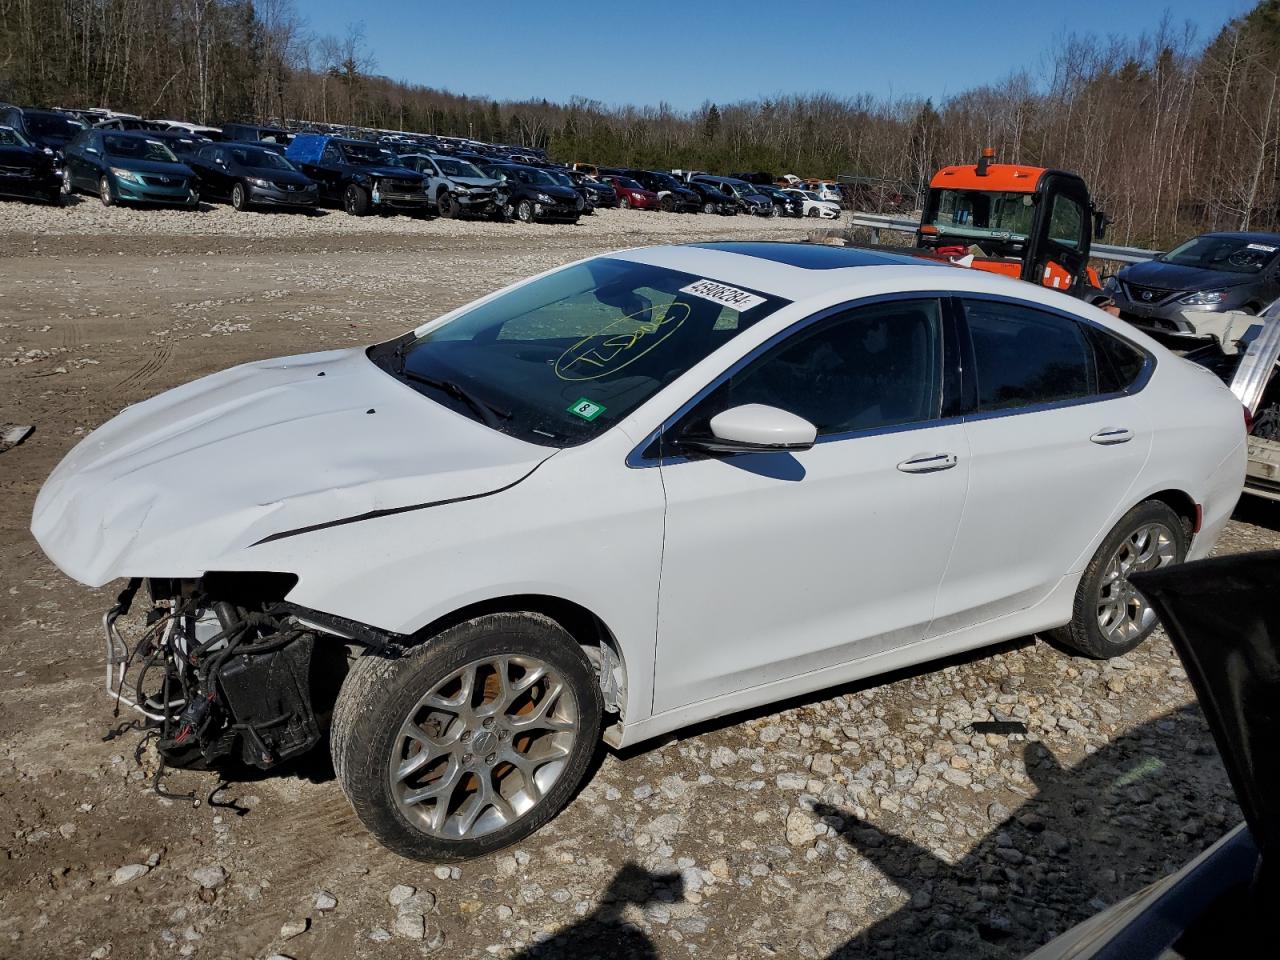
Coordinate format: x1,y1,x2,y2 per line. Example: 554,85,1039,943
1181,291,1227,305
110,167,143,184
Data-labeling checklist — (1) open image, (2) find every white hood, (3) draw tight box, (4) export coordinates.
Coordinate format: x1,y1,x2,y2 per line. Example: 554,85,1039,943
31,348,553,587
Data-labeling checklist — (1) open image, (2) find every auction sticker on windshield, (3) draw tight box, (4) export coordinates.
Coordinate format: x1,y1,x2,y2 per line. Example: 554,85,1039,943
567,398,606,421
680,279,766,312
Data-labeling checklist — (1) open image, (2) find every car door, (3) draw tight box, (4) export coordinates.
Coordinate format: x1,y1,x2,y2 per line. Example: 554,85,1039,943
76,133,104,189
651,296,970,713
930,295,1153,636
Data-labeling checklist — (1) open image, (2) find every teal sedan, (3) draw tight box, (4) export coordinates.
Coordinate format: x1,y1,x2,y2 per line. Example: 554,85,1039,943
62,129,199,207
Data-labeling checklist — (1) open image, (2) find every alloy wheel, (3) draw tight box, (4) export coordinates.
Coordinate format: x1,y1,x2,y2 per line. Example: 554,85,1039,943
61,169,73,196
389,654,579,840
1096,522,1177,644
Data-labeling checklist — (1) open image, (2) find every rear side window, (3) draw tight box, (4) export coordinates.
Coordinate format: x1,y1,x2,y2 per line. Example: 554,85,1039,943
1087,326,1147,393
962,299,1095,411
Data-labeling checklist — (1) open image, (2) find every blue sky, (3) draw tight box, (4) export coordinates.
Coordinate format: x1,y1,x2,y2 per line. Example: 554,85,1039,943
301,0,1248,112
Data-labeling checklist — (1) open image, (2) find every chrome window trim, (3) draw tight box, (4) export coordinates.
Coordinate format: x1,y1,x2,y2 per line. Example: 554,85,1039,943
625,291,956,469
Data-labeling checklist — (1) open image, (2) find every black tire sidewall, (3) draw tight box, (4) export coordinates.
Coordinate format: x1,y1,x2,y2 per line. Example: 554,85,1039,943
332,613,602,861
1062,500,1188,658
232,183,247,210
344,184,369,216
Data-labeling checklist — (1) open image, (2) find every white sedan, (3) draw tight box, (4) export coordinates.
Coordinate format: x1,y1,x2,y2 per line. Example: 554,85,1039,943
32,242,1245,861
784,187,841,219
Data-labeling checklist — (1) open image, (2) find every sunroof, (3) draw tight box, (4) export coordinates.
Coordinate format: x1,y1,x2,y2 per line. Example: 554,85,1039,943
689,241,930,270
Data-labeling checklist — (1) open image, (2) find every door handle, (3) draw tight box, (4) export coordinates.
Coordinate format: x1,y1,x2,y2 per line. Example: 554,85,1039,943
1090,427,1133,445
897,453,958,474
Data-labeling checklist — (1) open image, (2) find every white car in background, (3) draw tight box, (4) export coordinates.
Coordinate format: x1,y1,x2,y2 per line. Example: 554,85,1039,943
32,242,1245,861
784,187,840,219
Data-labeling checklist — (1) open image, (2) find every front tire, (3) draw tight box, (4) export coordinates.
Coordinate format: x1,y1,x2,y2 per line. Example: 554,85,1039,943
1050,500,1187,658
619,197,630,210
437,191,458,219
61,169,74,197
344,183,370,216
99,175,115,207
331,612,602,861
515,199,535,223
231,182,250,212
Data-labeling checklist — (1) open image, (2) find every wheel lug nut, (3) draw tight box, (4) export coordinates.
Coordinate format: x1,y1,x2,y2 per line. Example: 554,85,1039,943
483,718,495,729
462,753,473,764
461,731,472,742
485,753,497,765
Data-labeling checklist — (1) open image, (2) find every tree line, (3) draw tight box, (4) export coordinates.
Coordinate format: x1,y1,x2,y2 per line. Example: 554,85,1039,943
1,0,1278,246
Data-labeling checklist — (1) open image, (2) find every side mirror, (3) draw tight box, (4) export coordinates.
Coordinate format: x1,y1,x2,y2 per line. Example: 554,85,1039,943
680,404,817,455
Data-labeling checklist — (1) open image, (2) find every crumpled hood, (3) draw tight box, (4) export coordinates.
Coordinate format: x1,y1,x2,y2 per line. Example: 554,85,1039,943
32,348,553,587
449,176,500,190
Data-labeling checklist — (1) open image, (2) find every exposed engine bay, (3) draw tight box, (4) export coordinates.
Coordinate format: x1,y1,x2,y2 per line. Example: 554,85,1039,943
104,572,353,772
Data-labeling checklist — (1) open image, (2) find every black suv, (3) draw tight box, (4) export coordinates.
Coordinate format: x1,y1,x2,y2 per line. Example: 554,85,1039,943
684,179,739,215
624,170,700,212
188,142,318,212
284,134,430,216
0,106,87,159
566,170,617,209
477,162,583,223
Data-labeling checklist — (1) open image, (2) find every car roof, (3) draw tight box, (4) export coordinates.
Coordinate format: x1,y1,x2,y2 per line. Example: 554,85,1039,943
1200,231,1280,243
607,242,1141,321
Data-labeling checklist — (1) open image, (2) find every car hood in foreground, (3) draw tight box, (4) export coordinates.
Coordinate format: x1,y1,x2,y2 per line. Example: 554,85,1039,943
31,349,553,587
1120,260,1259,292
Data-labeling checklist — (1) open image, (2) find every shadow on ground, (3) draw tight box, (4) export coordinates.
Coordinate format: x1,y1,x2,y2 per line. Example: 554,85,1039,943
523,704,1235,959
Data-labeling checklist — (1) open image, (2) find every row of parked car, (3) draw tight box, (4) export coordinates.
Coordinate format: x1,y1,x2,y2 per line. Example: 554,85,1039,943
0,103,847,224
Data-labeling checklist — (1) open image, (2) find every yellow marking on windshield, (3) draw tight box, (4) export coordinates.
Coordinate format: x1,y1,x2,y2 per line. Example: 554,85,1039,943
554,302,691,381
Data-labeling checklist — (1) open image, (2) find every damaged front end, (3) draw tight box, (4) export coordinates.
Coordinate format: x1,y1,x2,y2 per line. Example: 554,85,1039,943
104,572,358,771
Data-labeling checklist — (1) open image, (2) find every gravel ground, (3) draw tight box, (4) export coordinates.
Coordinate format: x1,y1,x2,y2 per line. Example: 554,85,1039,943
1,197,1276,960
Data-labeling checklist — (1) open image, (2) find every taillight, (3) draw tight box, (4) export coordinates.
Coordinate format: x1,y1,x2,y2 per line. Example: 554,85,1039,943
1244,404,1255,434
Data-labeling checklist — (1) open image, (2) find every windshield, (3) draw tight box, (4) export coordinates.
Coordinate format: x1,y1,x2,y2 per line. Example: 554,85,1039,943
436,157,482,178
103,135,178,163
547,171,576,187
340,142,400,166
614,177,643,190
230,146,293,170
1162,235,1280,275
376,258,788,446
26,113,85,139
804,191,821,200
520,167,556,186
0,127,31,147
927,188,1034,241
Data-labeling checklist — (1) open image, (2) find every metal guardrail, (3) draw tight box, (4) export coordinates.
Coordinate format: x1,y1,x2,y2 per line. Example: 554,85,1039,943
845,212,1161,264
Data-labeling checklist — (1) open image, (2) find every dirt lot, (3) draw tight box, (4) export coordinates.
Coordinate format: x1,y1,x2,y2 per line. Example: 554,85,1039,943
0,197,1274,960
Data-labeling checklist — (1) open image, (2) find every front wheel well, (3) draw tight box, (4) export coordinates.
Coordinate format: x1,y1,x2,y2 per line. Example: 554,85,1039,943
405,595,627,719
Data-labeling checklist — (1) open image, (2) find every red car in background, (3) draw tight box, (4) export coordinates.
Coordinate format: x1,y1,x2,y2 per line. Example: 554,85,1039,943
606,175,659,210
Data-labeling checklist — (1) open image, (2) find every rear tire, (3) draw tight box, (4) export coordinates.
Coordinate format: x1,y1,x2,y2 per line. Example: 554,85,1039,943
1049,500,1188,658
331,612,602,861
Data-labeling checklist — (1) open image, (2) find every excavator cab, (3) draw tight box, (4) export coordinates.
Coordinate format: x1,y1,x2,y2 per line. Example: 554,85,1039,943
917,149,1106,302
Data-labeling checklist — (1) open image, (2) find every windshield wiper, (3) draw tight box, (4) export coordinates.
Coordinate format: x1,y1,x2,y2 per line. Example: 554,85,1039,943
400,370,511,429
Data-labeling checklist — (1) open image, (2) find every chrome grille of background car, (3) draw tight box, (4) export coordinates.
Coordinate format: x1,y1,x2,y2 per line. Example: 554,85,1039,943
1124,282,1175,303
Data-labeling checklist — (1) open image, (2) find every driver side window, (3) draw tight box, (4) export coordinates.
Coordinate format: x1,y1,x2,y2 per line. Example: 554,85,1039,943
685,299,944,439
321,143,341,165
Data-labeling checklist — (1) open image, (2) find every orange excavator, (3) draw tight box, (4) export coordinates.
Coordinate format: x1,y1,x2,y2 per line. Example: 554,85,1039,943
914,148,1110,303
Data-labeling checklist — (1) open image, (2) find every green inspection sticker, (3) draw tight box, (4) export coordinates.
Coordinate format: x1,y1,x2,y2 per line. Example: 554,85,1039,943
567,397,606,421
